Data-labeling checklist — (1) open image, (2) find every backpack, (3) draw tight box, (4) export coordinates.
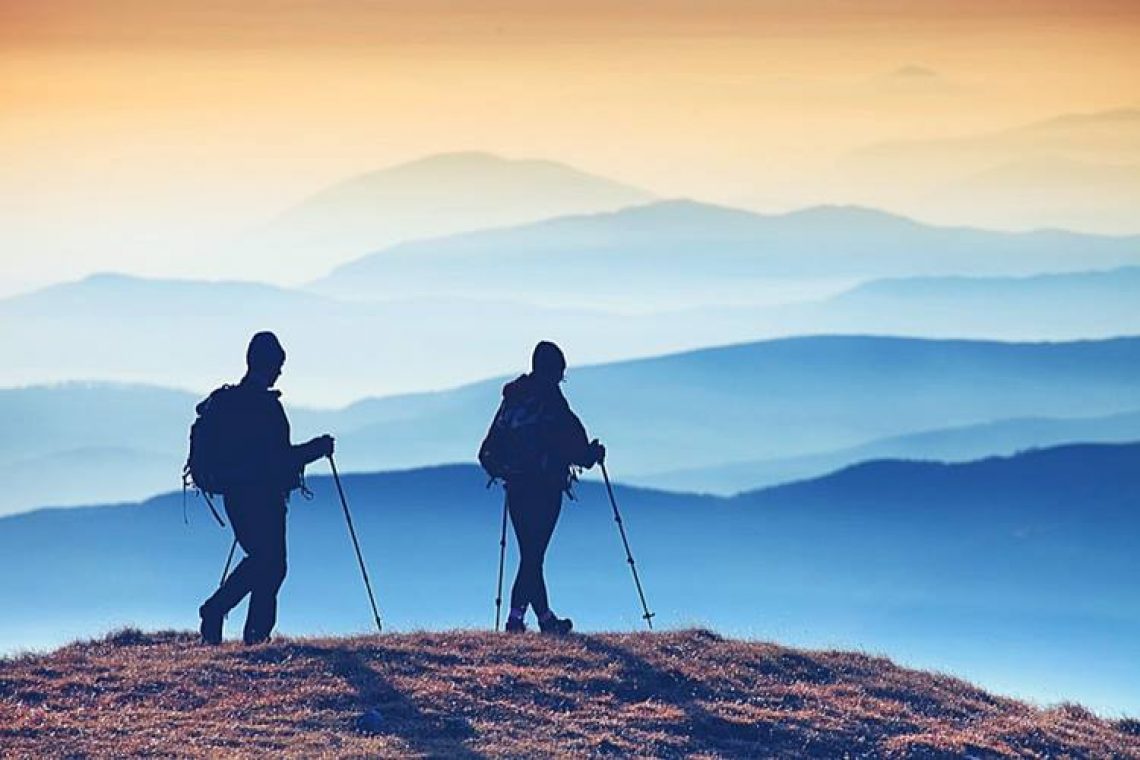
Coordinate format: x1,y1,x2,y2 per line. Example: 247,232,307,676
183,385,237,525
479,392,555,482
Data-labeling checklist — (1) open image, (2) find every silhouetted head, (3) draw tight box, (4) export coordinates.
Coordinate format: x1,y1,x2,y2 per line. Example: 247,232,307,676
246,331,286,388
531,340,566,384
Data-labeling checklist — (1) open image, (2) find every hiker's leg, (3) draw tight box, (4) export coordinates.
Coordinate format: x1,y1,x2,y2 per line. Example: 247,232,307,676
528,488,563,617
201,492,260,615
507,480,542,612
243,499,288,643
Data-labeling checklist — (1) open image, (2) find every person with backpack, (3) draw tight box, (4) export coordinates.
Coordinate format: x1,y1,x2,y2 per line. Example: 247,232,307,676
479,341,606,634
192,331,334,645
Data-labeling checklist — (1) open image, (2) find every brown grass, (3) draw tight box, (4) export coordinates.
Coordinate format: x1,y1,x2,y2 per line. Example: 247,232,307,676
0,628,1135,758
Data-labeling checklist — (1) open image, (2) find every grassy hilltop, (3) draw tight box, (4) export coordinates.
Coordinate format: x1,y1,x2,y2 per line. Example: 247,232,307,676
1,629,1136,759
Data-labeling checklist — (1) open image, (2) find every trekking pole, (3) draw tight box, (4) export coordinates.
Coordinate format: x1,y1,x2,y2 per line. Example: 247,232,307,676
328,455,383,633
600,462,655,630
219,538,238,587
217,537,239,621
494,491,509,631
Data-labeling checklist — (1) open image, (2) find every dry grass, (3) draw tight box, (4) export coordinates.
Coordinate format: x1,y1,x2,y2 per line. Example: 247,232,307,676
0,628,1135,758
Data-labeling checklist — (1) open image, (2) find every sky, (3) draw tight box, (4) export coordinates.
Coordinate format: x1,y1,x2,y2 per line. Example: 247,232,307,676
2,0,1139,293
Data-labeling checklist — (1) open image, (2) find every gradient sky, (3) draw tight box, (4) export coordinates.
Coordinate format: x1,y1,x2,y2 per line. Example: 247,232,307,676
3,1,1139,292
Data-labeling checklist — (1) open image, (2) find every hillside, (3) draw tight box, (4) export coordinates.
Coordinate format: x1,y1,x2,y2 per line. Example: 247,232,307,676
1,629,1136,759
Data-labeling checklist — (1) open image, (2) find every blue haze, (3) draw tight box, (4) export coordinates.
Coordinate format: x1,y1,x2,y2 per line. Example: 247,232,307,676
314,201,1140,307
4,335,1140,515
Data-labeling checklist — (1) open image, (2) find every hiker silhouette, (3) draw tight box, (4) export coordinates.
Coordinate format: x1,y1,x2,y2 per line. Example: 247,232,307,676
196,332,334,645
479,341,605,634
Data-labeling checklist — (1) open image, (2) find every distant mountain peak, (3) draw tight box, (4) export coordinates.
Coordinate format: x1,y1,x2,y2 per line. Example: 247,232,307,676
1027,107,1140,132
506,199,927,231
525,199,934,232
840,265,1140,296
77,272,140,286
21,272,290,297
782,203,921,226
389,151,602,174
599,197,762,220
248,151,657,281
303,151,654,203
746,441,1140,501
890,64,939,78
397,150,509,167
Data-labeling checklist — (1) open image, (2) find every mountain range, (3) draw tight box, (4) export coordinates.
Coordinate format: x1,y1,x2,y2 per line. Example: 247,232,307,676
643,409,1140,494
234,151,655,282
831,107,1140,234
312,199,1140,307
321,335,1140,478
4,335,1140,517
4,260,1140,405
789,267,1140,340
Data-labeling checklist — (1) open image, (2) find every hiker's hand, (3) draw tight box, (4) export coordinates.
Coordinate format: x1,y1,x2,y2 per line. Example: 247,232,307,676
313,434,335,458
590,439,606,466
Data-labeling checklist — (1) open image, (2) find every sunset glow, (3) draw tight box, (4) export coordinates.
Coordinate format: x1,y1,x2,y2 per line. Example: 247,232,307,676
3,1,1139,291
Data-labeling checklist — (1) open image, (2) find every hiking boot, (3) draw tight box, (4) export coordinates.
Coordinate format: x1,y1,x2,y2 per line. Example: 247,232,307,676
243,629,271,646
504,617,527,634
537,612,573,635
199,604,223,646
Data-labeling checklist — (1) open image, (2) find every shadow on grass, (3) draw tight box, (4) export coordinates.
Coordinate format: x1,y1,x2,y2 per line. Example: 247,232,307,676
579,638,934,760
579,635,845,758
578,634,1028,759
295,643,485,759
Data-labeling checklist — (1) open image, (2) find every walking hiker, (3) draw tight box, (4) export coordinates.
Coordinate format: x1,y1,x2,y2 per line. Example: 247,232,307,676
479,341,606,634
192,332,334,645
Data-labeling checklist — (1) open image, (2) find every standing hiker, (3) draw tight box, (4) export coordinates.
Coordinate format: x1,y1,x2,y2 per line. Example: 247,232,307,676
192,331,334,645
479,341,606,634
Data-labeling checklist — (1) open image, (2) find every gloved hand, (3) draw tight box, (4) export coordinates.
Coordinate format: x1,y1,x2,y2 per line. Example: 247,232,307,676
589,439,606,467
302,434,334,462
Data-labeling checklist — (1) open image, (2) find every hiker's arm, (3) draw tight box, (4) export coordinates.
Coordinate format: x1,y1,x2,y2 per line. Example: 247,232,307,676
563,409,604,468
293,434,335,466
276,399,333,467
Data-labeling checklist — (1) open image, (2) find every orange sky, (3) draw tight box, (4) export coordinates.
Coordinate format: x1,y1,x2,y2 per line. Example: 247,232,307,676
2,1,1139,291
5,1,1140,48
